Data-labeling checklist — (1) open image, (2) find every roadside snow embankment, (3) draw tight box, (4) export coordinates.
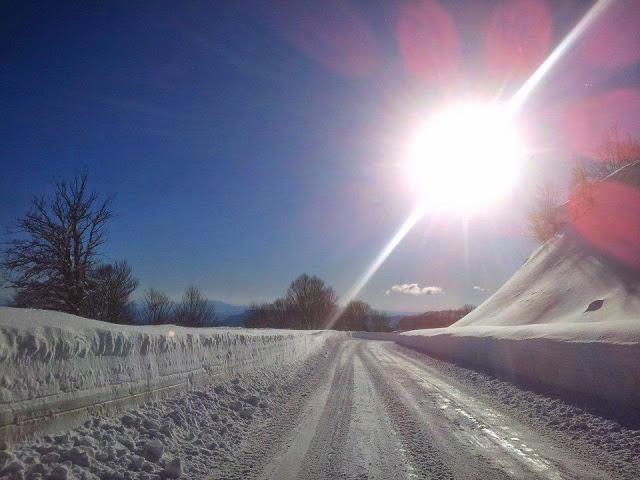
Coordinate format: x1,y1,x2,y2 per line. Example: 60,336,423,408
398,322,640,408
0,307,339,446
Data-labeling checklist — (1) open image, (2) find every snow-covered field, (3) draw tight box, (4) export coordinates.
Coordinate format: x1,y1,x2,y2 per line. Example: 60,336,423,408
399,162,640,409
0,308,340,448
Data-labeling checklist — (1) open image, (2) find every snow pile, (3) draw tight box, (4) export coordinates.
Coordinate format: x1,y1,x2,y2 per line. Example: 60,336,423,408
399,162,640,408
0,307,340,447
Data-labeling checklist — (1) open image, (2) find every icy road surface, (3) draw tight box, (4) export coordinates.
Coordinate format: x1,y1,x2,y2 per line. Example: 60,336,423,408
247,339,638,480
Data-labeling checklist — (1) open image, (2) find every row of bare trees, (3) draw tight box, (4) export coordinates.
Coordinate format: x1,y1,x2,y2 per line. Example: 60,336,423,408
396,305,475,331
527,124,640,243
245,273,391,331
245,274,338,329
1,172,217,326
140,286,217,327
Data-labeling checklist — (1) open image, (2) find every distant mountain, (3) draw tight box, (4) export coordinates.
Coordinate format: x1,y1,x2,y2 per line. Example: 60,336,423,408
211,301,248,319
219,311,249,327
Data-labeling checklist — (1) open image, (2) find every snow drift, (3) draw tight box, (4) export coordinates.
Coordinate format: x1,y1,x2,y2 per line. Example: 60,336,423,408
0,307,340,446
399,162,640,409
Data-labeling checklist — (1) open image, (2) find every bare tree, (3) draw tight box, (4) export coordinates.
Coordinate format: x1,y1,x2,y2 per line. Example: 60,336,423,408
397,305,476,331
568,161,595,222
245,297,291,329
245,274,338,330
141,287,173,325
271,297,291,328
2,172,113,315
336,300,370,331
173,286,217,327
286,274,337,329
593,123,640,179
527,179,563,243
245,302,270,328
369,310,391,332
85,260,138,324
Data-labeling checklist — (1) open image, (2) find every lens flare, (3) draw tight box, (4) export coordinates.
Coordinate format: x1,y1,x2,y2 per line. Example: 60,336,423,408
331,0,616,325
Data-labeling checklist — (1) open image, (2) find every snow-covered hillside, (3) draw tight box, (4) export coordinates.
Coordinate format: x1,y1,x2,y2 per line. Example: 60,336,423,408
0,307,340,447
399,162,640,408
459,160,640,329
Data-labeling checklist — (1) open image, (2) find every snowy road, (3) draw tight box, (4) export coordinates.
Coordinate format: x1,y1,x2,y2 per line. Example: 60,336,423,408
6,336,638,479
235,338,632,480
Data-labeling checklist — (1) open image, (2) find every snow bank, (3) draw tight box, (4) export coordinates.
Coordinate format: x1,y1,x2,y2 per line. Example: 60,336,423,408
400,163,640,409
1,337,342,479
397,323,640,408
0,307,340,447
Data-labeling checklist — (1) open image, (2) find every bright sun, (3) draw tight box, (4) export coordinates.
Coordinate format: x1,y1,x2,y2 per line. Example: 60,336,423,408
406,102,524,212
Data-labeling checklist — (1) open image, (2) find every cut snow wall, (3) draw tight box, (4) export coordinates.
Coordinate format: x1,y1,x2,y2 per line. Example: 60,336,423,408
0,308,341,447
397,327,640,409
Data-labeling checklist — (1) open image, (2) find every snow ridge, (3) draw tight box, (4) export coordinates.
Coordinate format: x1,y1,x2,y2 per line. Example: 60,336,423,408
0,307,341,447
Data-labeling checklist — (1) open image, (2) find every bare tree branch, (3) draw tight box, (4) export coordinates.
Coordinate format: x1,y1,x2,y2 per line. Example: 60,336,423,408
593,123,640,179
173,286,217,327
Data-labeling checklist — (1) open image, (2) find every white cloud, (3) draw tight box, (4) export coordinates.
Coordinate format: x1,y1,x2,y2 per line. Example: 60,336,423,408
473,286,485,292
388,283,444,295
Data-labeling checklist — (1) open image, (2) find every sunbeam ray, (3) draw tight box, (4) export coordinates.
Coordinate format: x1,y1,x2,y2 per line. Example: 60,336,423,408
324,202,427,329
509,0,614,112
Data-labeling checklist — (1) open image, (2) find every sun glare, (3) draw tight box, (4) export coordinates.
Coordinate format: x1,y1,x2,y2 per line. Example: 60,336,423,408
407,102,524,212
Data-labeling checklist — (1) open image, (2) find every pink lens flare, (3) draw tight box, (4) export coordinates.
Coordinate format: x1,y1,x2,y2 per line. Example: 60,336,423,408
485,0,553,80
266,0,379,74
578,0,640,68
571,180,640,269
564,88,640,156
396,0,461,84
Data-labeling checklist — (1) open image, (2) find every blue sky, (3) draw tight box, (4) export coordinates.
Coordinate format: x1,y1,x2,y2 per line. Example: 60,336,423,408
2,1,639,311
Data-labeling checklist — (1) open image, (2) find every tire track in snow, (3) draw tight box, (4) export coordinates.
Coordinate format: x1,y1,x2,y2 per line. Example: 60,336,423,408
257,339,412,480
367,341,612,479
295,340,356,478
358,341,469,480
216,338,347,479
342,353,412,479
255,339,351,480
